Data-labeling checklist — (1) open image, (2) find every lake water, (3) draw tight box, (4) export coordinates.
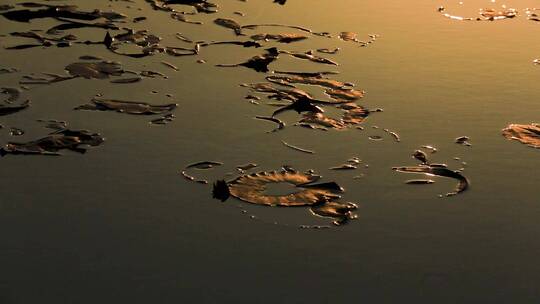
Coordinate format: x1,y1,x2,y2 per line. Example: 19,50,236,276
1,0,540,303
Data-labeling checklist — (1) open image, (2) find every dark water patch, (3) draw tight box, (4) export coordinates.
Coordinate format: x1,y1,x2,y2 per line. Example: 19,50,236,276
1,128,104,156
405,179,435,185
502,123,540,148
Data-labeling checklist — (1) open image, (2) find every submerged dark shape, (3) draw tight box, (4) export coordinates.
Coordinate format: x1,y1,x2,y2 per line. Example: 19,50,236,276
405,179,435,184
186,161,223,169
0,129,104,156
502,123,540,148
272,97,324,117
274,0,287,5
0,101,29,116
216,47,279,72
1,3,126,23
200,40,262,48
212,179,230,202
393,165,470,196
75,98,177,115
226,170,356,225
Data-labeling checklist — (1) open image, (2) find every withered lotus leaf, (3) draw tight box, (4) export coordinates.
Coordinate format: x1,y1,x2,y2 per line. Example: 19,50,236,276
1,129,104,156
502,123,540,148
228,170,342,207
75,98,177,115
66,61,124,79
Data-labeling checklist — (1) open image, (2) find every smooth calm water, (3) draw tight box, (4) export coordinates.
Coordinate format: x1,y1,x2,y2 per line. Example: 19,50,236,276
1,0,540,303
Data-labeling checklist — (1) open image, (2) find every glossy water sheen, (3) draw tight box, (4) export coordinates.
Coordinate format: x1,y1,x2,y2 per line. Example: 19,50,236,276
1,0,540,303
